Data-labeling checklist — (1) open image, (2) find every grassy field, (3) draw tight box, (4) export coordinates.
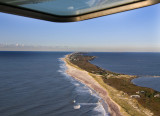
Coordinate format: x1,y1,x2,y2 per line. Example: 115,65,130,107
67,53,160,116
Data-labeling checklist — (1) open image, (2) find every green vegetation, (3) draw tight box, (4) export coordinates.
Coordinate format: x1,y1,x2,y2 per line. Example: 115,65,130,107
68,53,160,116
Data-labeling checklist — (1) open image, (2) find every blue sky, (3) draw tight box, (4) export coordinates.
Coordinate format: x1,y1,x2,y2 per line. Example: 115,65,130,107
0,4,160,52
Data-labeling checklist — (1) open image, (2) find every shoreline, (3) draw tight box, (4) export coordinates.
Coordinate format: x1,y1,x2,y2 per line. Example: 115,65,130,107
61,56,123,116
61,53,160,116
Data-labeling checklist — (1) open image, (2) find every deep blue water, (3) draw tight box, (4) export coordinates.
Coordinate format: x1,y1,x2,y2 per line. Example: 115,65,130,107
0,51,108,116
89,52,160,76
132,76,160,92
1,51,160,116
89,52,160,92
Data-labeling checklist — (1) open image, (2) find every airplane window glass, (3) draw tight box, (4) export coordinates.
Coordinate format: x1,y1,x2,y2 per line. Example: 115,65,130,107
0,0,142,16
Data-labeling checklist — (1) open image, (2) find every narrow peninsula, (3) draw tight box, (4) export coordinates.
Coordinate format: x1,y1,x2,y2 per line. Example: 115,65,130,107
63,52,160,116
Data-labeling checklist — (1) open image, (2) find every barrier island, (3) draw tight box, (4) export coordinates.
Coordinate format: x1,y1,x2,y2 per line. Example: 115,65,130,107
63,52,160,116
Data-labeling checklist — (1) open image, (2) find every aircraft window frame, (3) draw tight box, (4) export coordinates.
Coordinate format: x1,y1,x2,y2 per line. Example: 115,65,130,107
0,0,159,22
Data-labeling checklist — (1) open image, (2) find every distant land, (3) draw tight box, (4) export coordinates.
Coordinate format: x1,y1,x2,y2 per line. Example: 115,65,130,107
64,52,160,116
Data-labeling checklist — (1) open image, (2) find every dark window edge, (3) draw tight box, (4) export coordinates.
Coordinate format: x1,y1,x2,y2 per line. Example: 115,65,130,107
0,0,159,22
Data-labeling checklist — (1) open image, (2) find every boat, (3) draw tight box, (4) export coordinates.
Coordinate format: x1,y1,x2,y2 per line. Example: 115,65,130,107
73,105,81,109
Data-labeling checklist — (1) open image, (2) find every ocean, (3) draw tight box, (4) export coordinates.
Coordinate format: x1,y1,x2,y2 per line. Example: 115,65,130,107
1,51,160,116
0,51,109,116
89,52,160,92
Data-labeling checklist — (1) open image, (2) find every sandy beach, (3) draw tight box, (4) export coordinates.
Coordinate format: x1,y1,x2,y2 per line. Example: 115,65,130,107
62,56,123,116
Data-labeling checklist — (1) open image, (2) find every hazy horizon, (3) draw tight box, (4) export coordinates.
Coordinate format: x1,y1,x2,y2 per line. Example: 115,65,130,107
0,4,160,52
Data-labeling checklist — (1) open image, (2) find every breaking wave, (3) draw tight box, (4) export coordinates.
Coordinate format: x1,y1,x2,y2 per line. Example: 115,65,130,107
58,57,109,116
